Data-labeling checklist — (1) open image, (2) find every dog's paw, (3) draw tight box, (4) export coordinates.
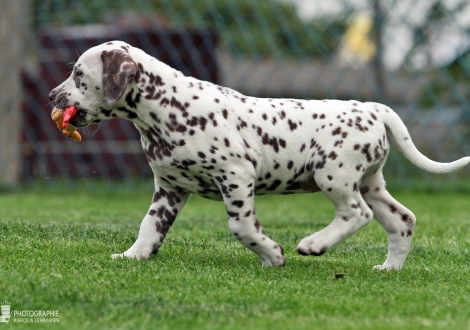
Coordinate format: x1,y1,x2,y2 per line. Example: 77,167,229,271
372,263,402,270
257,244,285,267
296,237,328,256
111,251,150,260
260,254,285,267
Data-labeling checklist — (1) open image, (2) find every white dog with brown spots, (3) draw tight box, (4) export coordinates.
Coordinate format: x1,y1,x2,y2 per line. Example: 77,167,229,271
49,41,470,270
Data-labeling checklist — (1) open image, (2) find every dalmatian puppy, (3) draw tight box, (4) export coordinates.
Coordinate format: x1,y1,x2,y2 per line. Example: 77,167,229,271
49,41,470,270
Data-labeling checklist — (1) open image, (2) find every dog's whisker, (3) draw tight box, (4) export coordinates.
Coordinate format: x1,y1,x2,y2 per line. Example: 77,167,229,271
90,123,101,137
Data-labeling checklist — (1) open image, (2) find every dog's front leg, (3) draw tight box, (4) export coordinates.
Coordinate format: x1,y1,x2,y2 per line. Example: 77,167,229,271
112,186,190,260
221,180,285,267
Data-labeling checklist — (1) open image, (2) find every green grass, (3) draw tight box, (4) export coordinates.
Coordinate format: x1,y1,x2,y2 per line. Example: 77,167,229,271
0,182,469,329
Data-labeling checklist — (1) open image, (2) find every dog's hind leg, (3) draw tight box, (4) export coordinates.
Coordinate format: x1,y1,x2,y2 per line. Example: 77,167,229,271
111,186,190,260
296,171,373,257
361,170,416,270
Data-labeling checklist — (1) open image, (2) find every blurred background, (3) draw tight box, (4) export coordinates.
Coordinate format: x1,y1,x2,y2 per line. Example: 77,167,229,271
2,0,470,189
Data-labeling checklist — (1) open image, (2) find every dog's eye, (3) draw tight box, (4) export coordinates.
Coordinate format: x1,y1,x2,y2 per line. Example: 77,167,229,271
73,68,84,77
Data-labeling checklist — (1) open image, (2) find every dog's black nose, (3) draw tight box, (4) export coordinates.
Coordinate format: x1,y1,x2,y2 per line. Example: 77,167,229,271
49,87,62,102
49,89,57,102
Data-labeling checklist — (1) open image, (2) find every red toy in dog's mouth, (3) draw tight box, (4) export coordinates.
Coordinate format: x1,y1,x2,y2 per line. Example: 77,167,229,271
62,105,78,129
51,106,82,141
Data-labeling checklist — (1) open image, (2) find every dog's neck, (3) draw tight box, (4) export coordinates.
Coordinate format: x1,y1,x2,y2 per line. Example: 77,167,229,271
117,57,203,158
122,54,222,133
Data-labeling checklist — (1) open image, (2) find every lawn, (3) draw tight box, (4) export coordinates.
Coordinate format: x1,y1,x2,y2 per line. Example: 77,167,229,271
0,181,469,329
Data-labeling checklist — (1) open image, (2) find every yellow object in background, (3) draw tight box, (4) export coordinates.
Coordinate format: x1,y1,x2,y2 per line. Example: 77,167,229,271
339,13,376,65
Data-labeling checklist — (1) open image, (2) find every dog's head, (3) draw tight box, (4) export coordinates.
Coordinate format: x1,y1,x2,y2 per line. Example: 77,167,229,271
49,41,138,127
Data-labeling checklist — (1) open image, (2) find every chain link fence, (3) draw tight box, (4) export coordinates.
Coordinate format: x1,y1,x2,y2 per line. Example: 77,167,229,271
15,0,470,184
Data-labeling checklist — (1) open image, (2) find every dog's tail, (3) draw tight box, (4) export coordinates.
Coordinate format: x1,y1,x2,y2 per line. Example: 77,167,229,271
377,104,470,174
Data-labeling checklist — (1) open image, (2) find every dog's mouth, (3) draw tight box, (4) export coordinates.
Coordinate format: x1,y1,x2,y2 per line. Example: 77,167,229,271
68,108,92,128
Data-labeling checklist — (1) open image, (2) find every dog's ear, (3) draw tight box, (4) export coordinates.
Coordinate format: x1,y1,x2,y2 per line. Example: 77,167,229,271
101,49,137,106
